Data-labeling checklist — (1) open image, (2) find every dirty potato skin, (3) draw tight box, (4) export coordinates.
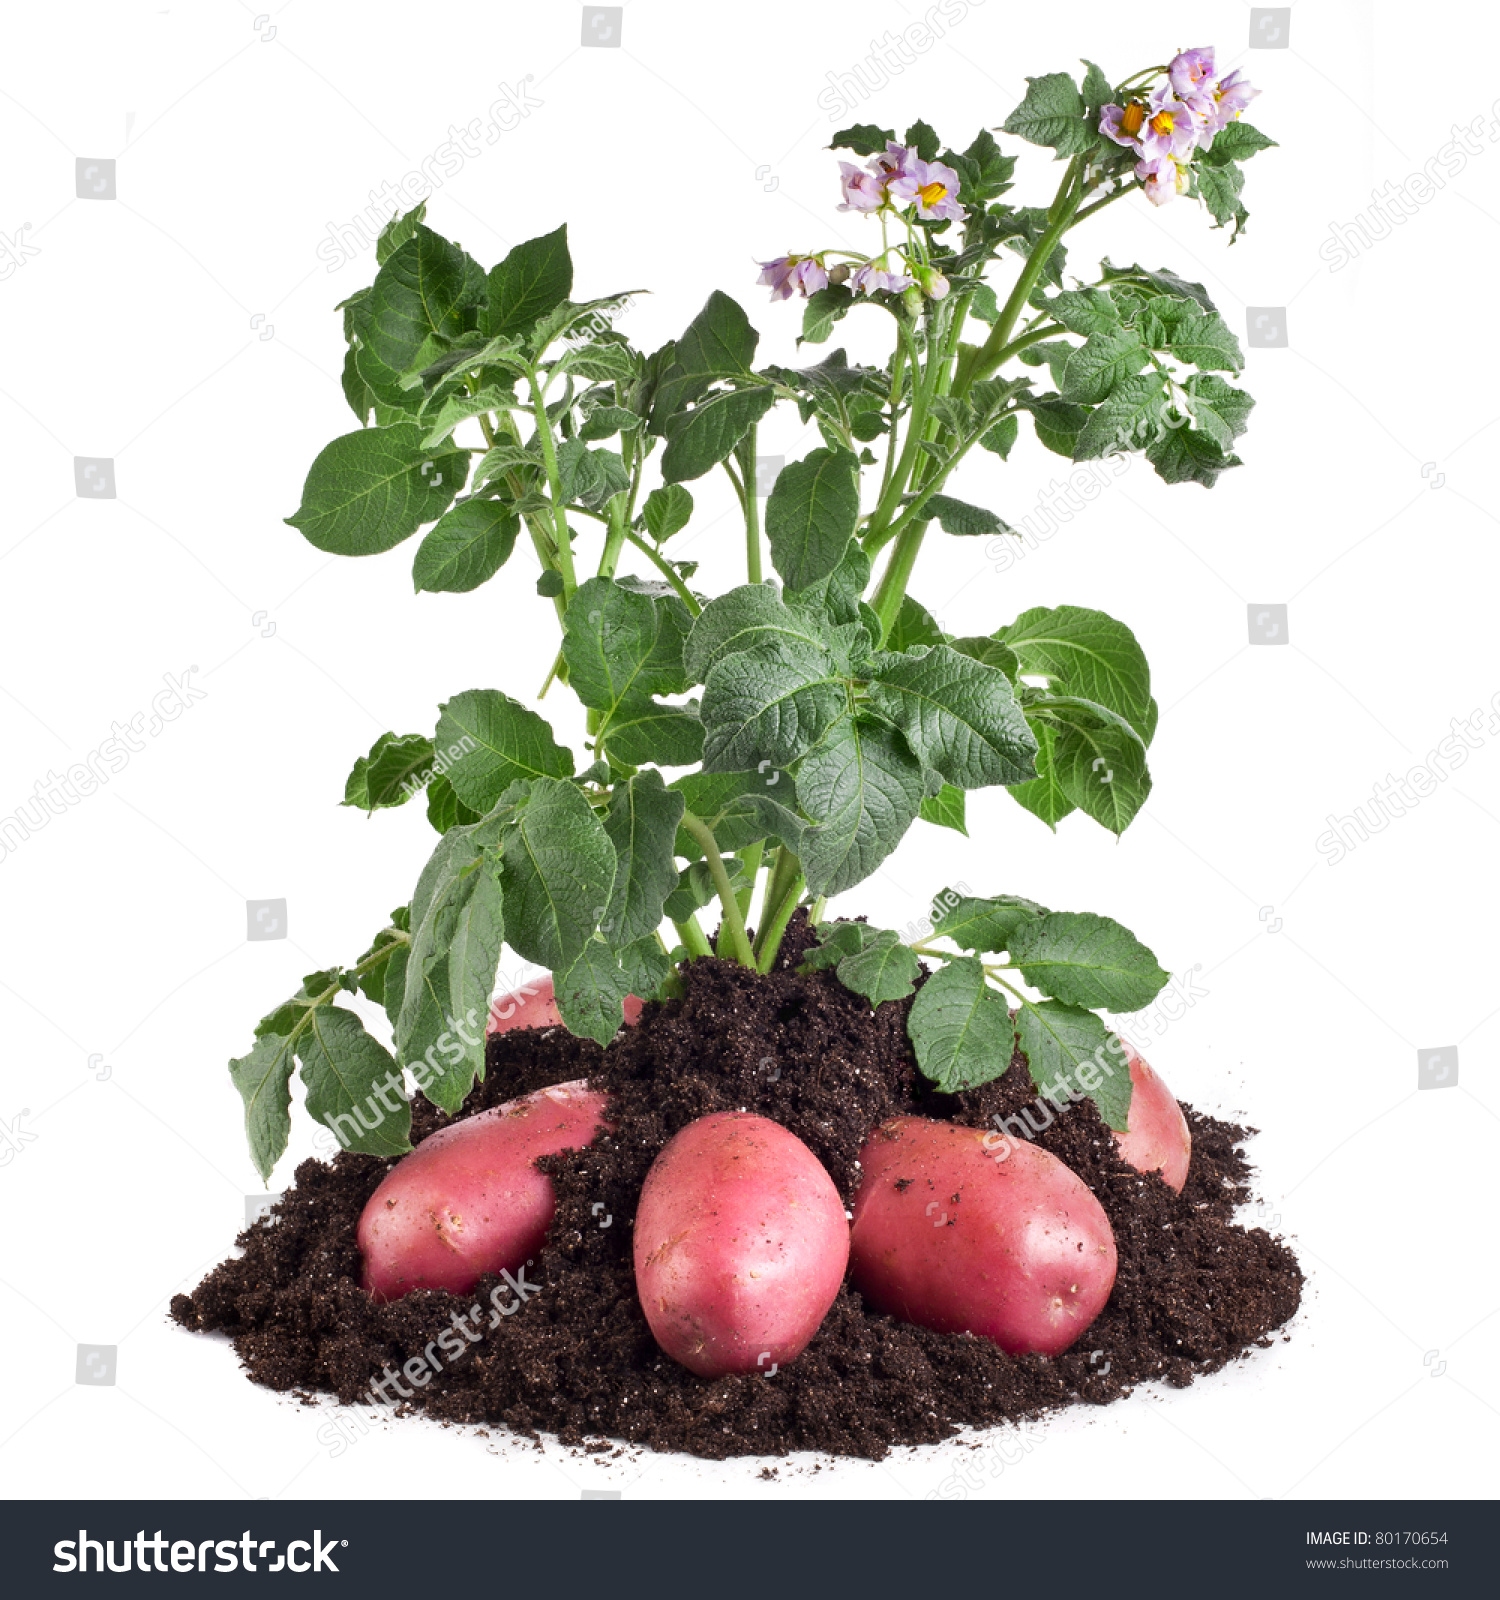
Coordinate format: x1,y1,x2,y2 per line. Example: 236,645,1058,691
1112,1044,1193,1193
488,976,643,1035
632,1111,850,1378
850,1115,1117,1356
358,1080,612,1302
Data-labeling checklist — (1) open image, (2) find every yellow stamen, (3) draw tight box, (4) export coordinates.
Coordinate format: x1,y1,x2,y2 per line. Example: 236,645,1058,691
917,180,946,208
1149,110,1175,136
1120,102,1146,136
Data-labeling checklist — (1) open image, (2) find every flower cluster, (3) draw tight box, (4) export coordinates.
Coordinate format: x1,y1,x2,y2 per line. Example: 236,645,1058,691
1101,47,1258,205
757,140,966,303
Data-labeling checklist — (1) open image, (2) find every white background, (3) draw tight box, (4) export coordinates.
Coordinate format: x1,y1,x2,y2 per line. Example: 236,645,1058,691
1,0,1496,1501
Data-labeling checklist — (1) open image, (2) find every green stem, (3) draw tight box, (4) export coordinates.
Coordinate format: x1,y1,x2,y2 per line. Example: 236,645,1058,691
596,491,630,580
526,369,578,603
679,812,756,968
735,428,764,584
754,861,806,975
869,516,931,641
623,530,701,615
735,838,764,928
961,163,1086,395
673,916,714,962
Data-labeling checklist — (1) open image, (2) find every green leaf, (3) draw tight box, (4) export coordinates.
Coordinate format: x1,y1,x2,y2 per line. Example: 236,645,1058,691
1099,258,1217,313
801,284,854,345
341,344,377,424
1017,394,1092,457
1190,160,1248,238
229,1031,299,1184
1201,120,1277,165
907,956,1015,1092
435,688,575,810
670,767,799,856
1139,296,1243,374
499,777,617,973
785,540,872,628
342,731,435,812
921,494,1013,538
619,935,673,1002
1006,721,1076,829
837,927,921,1006
1044,287,1123,338
887,595,945,656
411,498,520,592
482,223,573,341
470,440,538,490
918,784,967,835
1182,372,1255,454
1145,423,1242,488
297,1006,412,1157
1002,72,1093,156
1060,329,1151,405
1079,59,1113,113
1013,1001,1131,1131
416,386,517,452
653,290,760,422
376,202,427,265
560,336,641,385
366,226,486,376
946,129,1015,203
601,771,685,946
830,124,895,156
426,772,479,835
930,890,1046,955
796,718,927,897
604,702,705,768
800,920,877,970
1000,604,1153,738
286,425,466,555
1073,373,1168,461
554,940,635,1047
685,583,831,685
764,445,860,591
660,385,776,483
642,483,694,541
700,639,847,773
438,858,506,1099
1008,911,1168,1012
1029,696,1151,832
563,576,694,756
950,635,1020,679
662,856,745,923
865,644,1037,789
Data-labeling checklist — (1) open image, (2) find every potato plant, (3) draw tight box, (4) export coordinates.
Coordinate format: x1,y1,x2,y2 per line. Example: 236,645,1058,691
231,49,1270,1184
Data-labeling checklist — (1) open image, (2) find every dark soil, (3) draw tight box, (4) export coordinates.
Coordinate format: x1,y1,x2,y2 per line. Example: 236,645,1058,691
172,912,1302,1461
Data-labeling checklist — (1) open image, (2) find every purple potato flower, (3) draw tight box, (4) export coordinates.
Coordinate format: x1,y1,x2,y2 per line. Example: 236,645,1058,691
887,156,967,222
757,253,829,301
1207,68,1260,131
838,161,887,213
1138,85,1203,161
1101,100,1150,152
851,261,916,295
1135,156,1187,207
1168,46,1217,115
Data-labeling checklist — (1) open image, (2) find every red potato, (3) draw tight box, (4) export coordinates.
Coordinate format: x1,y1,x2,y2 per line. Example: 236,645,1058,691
358,1080,611,1303
488,976,644,1036
1112,1043,1192,1193
633,1112,850,1378
850,1115,1116,1357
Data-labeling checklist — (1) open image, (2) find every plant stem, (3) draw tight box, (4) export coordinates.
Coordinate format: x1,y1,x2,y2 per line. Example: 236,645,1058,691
679,812,756,968
596,490,630,579
754,862,806,975
736,429,763,584
526,370,578,603
960,163,1086,395
735,838,764,926
673,916,714,961
622,531,701,615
